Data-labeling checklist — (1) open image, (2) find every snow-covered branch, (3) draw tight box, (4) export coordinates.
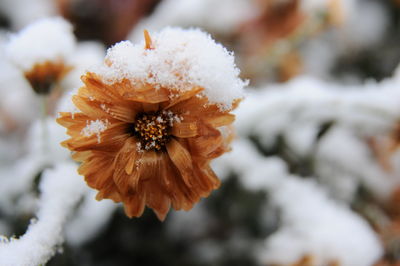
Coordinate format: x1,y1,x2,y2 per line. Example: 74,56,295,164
0,163,86,266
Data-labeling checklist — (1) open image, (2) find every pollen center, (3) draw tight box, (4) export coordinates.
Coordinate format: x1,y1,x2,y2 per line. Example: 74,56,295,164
134,111,177,151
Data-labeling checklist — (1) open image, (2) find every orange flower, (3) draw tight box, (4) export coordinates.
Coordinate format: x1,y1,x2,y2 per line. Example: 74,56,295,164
57,29,244,220
5,17,76,95
25,60,72,94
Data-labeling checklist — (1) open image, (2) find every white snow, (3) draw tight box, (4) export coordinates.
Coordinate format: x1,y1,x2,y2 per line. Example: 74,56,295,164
81,119,109,143
234,76,400,201
65,191,116,246
5,17,76,71
60,41,105,91
214,140,383,266
0,162,86,266
129,0,257,39
0,41,39,130
94,27,247,111
0,0,56,30
0,118,73,215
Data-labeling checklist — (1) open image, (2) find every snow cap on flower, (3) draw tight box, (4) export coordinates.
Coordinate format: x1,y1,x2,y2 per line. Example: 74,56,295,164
5,17,76,94
93,27,246,110
6,17,76,71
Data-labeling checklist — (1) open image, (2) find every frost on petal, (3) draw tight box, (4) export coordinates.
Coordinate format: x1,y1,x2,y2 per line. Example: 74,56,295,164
81,119,110,143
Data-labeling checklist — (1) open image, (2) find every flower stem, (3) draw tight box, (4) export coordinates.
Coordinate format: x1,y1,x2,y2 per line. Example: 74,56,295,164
40,95,49,155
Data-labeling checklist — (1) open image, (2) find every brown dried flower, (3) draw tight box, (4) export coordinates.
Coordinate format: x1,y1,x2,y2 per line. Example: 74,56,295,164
57,29,244,220
5,18,75,95
25,60,72,95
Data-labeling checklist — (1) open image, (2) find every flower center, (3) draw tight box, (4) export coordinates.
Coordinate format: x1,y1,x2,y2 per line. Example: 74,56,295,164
134,111,175,151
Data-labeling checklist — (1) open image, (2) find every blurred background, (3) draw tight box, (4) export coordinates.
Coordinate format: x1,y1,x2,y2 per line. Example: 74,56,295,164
2,0,400,265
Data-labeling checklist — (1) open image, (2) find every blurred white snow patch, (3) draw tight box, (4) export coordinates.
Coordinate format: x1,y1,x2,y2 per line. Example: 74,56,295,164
316,127,399,201
130,0,256,39
94,27,246,111
284,122,319,157
302,37,338,79
66,191,116,246
27,117,71,161
0,54,38,130
259,176,382,266
393,61,400,81
0,0,56,30
0,162,85,266
338,0,387,50
6,17,76,71
191,239,223,263
214,139,288,190
167,202,211,240
234,76,400,202
300,0,330,13
61,41,105,89
56,87,79,114
0,155,45,214
0,118,72,214
0,221,10,238
215,139,383,266
237,76,400,139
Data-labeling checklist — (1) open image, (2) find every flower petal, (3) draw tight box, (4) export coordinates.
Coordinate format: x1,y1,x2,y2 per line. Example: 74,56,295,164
189,122,225,160
81,73,121,102
164,86,203,109
95,179,122,203
115,81,169,103
142,102,159,112
192,163,221,195
143,175,171,221
135,150,165,183
203,113,235,128
57,112,91,137
73,95,139,123
79,151,115,190
72,95,110,119
62,122,129,152
166,138,193,188
171,121,198,138
106,103,140,122
123,193,146,218
169,94,221,118
112,138,139,195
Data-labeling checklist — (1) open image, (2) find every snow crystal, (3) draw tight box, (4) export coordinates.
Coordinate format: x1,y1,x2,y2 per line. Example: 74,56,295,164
93,27,247,111
81,119,109,143
6,17,76,71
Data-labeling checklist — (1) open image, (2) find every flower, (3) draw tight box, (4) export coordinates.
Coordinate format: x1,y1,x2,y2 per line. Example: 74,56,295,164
6,17,75,94
24,60,72,95
57,28,246,220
